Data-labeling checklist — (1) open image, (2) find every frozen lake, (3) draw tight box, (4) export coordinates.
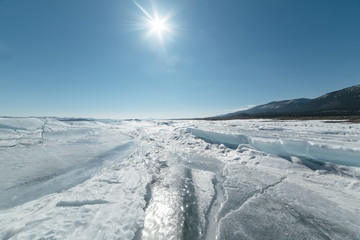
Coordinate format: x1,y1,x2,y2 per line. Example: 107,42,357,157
0,118,359,239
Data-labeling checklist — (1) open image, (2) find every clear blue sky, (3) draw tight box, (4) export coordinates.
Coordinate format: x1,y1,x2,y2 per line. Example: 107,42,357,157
1,0,359,118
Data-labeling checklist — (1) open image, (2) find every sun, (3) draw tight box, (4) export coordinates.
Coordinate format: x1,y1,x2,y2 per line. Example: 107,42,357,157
133,0,174,45
151,19,166,33
148,17,171,41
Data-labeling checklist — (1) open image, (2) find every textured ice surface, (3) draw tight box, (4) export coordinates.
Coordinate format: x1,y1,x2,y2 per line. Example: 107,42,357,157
1,118,360,239
188,125,360,167
0,118,134,210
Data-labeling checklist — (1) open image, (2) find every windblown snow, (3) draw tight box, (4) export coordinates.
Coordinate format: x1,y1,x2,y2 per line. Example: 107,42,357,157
0,118,359,239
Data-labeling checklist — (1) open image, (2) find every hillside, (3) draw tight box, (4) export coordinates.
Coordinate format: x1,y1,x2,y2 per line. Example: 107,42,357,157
216,84,360,119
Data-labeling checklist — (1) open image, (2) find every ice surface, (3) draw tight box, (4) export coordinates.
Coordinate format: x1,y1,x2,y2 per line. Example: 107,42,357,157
188,123,360,167
1,118,360,239
0,118,134,210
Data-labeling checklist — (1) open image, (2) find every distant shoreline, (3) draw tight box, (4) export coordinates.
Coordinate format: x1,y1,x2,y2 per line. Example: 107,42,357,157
189,115,360,123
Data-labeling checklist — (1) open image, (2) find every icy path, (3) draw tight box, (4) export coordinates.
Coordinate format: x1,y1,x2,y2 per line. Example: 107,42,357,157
0,118,360,239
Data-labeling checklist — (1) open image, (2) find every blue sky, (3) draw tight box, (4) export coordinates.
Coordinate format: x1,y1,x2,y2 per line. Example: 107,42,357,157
1,0,359,119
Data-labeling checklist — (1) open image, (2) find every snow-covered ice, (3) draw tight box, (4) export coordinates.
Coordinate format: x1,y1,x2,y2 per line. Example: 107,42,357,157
0,118,360,239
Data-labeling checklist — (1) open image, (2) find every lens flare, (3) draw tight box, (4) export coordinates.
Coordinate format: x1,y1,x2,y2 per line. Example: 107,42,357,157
133,0,174,45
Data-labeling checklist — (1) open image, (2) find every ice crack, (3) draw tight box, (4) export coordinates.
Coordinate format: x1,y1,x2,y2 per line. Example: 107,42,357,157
40,119,48,142
259,176,287,194
203,174,225,240
219,176,287,224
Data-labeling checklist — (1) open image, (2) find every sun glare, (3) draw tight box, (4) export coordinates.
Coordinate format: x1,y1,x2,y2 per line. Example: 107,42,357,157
133,0,174,45
149,17,171,41
151,19,166,33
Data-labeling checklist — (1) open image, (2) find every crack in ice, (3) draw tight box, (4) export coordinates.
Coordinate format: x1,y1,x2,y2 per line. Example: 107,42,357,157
219,176,287,224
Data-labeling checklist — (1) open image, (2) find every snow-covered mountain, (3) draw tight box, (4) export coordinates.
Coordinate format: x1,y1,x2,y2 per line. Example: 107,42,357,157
220,84,360,119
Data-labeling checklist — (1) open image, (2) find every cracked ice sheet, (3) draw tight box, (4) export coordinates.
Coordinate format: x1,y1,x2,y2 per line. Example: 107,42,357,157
0,119,134,210
0,118,154,239
0,148,154,240
217,158,360,239
1,118,360,239
182,120,360,239
218,179,360,240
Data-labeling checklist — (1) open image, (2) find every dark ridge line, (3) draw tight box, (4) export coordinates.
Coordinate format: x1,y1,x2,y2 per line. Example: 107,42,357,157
56,199,110,207
6,173,60,190
284,204,334,240
97,179,121,184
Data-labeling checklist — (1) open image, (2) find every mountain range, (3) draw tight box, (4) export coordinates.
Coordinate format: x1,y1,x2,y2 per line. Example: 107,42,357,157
214,84,360,119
